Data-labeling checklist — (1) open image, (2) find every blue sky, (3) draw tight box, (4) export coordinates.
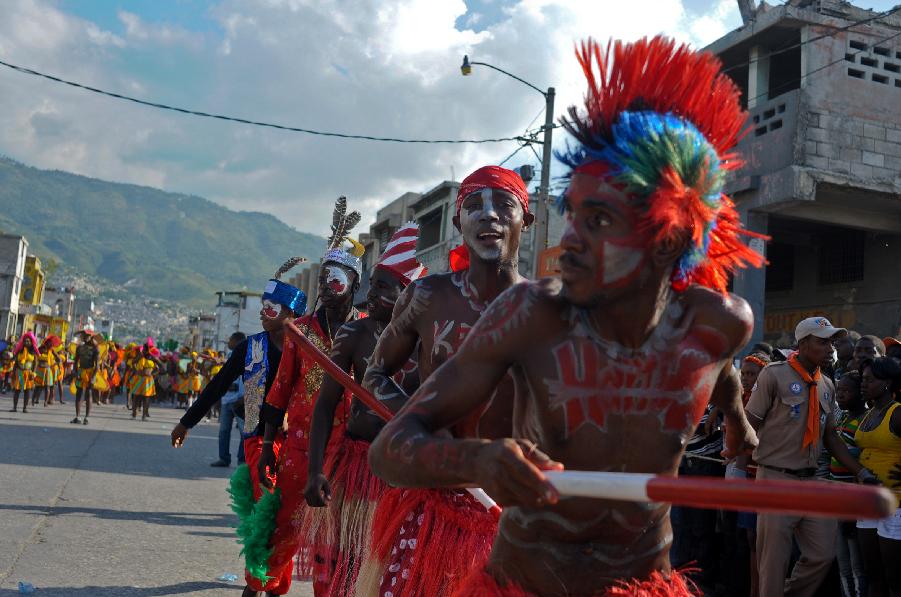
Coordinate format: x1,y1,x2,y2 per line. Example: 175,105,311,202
3,0,898,235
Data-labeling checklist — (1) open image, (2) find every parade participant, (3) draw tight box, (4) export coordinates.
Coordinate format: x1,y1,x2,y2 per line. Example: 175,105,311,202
369,36,769,596
359,165,532,597
251,198,364,597
35,335,61,407
9,331,39,413
0,344,14,393
187,352,202,407
172,256,308,472
304,222,426,596
52,343,67,405
72,330,99,425
131,339,161,421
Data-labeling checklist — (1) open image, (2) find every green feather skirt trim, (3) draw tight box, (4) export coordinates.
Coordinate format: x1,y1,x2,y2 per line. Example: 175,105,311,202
228,464,282,583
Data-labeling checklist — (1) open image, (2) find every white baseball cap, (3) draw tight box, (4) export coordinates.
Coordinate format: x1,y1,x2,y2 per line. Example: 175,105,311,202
795,317,847,342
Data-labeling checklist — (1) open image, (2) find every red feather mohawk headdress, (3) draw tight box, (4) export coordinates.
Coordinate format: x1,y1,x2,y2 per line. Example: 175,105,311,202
557,35,766,292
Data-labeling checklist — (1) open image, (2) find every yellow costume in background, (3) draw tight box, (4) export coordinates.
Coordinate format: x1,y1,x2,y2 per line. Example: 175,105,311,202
13,349,36,391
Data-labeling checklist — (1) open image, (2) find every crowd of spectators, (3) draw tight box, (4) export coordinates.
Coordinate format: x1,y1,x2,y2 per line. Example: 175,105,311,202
671,317,901,597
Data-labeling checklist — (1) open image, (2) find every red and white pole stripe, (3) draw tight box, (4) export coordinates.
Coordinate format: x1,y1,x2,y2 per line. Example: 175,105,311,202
545,471,896,520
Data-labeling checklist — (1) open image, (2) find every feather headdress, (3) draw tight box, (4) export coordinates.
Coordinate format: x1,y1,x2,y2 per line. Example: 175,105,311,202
556,36,766,293
273,257,307,281
323,196,365,277
327,197,363,252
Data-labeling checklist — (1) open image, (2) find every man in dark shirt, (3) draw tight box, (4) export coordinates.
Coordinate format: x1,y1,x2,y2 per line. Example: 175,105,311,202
171,282,302,449
72,331,99,425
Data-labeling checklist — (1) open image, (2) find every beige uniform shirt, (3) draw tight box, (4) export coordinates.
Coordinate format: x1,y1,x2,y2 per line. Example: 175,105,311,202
746,361,834,470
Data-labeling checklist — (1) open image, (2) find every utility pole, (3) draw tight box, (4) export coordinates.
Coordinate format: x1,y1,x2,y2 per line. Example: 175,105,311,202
533,87,555,278
460,56,555,278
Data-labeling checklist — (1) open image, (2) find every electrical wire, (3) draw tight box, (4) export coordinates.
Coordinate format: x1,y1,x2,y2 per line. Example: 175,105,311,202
0,58,536,145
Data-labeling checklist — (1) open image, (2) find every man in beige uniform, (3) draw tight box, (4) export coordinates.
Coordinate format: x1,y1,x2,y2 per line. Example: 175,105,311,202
746,317,872,597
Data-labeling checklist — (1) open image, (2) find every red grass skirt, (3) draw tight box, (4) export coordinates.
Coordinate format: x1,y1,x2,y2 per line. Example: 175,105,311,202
355,487,498,597
300,434,388,596
453,567,699,597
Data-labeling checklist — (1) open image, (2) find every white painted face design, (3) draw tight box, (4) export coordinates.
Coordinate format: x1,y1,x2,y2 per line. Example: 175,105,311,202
261,299,281,320
324,265,351,298
460,188,503,261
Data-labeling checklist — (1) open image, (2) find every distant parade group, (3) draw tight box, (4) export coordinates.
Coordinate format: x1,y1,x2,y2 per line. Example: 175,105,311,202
4,35,900,597
1,328,226,423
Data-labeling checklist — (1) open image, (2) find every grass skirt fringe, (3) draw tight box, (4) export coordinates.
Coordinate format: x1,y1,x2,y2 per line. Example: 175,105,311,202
453,567,699,597
301,434,388,596
355,487,497,597
228,464,282,583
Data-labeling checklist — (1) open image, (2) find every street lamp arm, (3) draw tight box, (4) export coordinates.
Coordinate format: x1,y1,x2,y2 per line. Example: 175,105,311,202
468,60,547,97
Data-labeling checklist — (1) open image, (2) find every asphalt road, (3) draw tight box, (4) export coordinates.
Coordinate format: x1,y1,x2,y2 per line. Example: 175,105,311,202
0,389,313,596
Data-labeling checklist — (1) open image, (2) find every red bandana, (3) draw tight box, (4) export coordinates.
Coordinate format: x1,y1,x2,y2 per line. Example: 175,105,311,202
450,166,530,272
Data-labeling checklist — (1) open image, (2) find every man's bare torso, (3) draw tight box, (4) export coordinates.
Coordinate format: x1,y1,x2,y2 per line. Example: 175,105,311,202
372,270,516,439
479,280,737,593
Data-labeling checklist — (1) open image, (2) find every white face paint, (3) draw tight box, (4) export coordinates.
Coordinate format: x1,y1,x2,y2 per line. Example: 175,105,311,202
261,299,281,320
324,265,351,298
460,188,504,261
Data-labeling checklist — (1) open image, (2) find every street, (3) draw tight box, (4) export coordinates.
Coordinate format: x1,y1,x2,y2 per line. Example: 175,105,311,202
0,391,313,596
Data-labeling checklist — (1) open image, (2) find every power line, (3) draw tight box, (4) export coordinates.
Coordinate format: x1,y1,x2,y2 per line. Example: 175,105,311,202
0,58,536,145
721,4,901,75
745,26,901,104
498,143,528,167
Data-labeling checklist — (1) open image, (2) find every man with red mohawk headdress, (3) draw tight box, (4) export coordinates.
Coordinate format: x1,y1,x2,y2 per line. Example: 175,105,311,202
359,165,533,596
369,36,765,596
303,222,427,596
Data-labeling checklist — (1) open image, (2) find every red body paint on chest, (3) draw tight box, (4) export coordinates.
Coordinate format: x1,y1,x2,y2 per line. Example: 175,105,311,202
547,335,721,437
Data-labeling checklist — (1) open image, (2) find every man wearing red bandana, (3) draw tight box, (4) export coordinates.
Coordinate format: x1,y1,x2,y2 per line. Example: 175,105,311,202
369,37,765,596
356,165,533,597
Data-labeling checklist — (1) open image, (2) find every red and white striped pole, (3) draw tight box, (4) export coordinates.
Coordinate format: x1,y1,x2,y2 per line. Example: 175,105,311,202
545,471,895,519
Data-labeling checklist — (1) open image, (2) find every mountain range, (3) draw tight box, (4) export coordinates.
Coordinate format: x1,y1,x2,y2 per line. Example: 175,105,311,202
0,156,325,305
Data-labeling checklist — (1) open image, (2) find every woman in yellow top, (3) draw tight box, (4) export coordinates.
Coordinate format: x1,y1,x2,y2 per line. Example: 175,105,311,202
10,332,39,413
856,357,901,596
1,347,15,393
131,342,161,422
35,335,61,407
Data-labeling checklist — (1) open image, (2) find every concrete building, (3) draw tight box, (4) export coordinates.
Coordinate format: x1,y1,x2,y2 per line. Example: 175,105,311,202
42,286,76,342
709,0,901,345
213,291,263,351
355,192,421,305
72,297,95,333
0,234,28,339
18,255,48,335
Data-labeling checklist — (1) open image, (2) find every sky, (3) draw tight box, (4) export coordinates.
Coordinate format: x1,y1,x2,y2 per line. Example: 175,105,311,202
0,0,896,237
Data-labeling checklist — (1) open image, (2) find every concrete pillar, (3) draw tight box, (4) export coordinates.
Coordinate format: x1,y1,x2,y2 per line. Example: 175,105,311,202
748,45,770,109
732,210,769,350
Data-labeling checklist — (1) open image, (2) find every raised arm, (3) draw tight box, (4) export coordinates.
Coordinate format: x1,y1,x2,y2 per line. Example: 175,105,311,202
305,323,356,506
362,280,429,409
368,282,561,508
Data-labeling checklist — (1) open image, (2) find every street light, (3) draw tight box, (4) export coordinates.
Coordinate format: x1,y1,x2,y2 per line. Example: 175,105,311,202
460,55,555,278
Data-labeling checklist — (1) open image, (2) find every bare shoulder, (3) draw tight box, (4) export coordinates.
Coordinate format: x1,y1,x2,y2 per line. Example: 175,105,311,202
683,285,753,354
469,279,567,348
389,275,443,331
336,318,375,340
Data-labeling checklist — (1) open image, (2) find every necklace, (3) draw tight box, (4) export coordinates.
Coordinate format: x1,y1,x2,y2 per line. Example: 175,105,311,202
861,398,895,432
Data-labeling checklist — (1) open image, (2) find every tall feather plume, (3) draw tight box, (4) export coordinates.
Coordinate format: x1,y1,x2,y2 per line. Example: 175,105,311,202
273,256,307,280
344,211,361,234
327,196,364,251
328,197,348,250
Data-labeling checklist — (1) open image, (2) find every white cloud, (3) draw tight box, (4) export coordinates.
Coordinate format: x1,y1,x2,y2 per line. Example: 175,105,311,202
0,0,741,240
